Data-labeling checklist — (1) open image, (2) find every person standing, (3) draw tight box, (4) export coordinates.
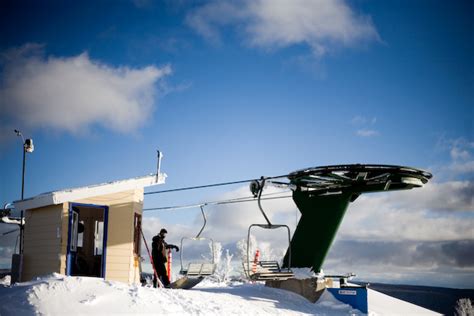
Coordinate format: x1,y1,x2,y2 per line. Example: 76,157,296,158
151,228,179,288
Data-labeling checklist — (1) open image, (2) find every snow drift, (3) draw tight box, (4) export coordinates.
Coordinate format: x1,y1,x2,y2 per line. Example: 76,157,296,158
0,274,439,315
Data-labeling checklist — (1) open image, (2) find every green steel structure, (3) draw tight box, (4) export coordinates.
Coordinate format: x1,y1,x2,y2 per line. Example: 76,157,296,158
280,164,432,272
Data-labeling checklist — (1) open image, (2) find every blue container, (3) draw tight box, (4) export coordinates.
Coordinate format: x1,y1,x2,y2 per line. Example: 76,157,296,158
326,286,368,314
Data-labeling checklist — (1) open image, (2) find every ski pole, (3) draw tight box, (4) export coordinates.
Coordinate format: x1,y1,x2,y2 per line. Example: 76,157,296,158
140,228,164,288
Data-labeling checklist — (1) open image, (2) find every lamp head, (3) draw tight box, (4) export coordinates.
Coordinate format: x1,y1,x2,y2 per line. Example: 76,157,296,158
24,139,34,153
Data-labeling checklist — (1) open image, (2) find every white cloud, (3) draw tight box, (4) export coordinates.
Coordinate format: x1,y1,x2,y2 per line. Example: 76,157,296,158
451,147,471,161
324,239,474,287
185,2,245,45
351,115,377,126
351,115,379,137
0,44,171,135
436,137,474,176
324,178,473,287
338,182,474,242
204,186,297,245
356,129,378,137
448,139,474,174
449,160,474,174
186,0,379,56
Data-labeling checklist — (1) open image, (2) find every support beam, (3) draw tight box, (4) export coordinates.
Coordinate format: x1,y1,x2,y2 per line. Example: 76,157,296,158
283,190,353,271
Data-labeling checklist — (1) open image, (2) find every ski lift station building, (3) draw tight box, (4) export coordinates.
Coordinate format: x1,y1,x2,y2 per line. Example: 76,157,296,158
12,173,165,284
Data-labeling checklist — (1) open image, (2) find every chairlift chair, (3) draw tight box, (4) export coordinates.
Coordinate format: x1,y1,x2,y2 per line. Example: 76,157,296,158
245,178,294,281
178,205,217,278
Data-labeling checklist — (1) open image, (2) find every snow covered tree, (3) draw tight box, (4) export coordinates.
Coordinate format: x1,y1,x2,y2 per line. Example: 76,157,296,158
455,298,473,316
207,241,234,283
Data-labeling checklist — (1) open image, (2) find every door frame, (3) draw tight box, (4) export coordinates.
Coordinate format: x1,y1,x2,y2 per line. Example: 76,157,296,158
66,202,109,278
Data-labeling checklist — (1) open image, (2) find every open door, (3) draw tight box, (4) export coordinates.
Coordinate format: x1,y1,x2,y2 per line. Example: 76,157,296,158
66,207,80,275
67,203,108,278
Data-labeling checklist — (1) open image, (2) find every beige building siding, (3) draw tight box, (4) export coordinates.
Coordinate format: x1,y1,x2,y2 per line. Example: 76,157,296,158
23,188,145,284
22,204,63,281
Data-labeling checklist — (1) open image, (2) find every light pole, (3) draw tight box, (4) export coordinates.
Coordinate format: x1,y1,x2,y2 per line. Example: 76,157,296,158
14,129,34,255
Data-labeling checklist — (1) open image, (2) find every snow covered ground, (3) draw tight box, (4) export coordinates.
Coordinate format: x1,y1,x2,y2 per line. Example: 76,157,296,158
0,274,439,315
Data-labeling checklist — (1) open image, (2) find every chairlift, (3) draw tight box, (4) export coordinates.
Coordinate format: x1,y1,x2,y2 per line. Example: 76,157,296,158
245,178,294,281
171,205,217,289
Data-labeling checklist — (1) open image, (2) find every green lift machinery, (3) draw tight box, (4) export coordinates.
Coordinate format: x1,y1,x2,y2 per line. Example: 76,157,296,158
279,164,432,272
251,164,432,303
248,164,432,274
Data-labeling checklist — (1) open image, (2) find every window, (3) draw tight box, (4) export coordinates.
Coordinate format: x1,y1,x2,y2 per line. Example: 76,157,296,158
133,213,142,255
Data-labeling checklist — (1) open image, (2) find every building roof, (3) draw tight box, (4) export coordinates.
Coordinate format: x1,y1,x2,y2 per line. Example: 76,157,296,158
13,173,166,211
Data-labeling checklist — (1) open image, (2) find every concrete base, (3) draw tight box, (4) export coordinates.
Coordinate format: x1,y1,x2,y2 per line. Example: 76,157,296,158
265,278,326,303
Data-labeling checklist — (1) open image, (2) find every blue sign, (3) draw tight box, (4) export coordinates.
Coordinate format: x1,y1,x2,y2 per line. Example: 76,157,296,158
326,287,368,314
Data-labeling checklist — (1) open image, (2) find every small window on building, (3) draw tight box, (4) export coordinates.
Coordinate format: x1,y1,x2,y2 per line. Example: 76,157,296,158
133,213,142,255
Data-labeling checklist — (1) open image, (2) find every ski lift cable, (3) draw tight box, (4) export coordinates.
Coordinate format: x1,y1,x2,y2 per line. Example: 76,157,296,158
144,179,258,195
144,174,291,196
143,193,293,212
143,194,259,212
143,190,291,211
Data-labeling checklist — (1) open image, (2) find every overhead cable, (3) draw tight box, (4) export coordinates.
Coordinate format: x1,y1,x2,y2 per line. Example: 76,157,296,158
143,190,291,211
144,179,258,195
143,192,293,212
144,174,290,196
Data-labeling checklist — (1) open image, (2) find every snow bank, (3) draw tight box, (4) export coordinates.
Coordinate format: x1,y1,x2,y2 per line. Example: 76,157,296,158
0,275,10,286
291,268,317,279
0,274,354,315
0,274,439,315
368,287,441,316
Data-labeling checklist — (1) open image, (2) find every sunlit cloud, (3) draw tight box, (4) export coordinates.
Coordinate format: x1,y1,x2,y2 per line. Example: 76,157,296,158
351,115,379,137
186,0,379,57
0,44,171,135
356,129,379,137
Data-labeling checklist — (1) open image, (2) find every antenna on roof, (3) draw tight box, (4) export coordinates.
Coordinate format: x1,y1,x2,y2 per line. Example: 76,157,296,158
156,150,163,182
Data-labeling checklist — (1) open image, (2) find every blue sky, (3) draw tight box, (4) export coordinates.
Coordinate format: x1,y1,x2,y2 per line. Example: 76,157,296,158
0,0,473,288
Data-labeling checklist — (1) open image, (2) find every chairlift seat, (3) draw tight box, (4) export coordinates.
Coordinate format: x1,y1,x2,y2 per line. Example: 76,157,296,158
182,262,216,278
246,260,294,281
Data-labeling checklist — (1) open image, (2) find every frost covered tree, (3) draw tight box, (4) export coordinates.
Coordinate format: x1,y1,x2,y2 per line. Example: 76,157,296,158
207,241,234,283
455,298,473,316
235,234,287,279
236,235,257,278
